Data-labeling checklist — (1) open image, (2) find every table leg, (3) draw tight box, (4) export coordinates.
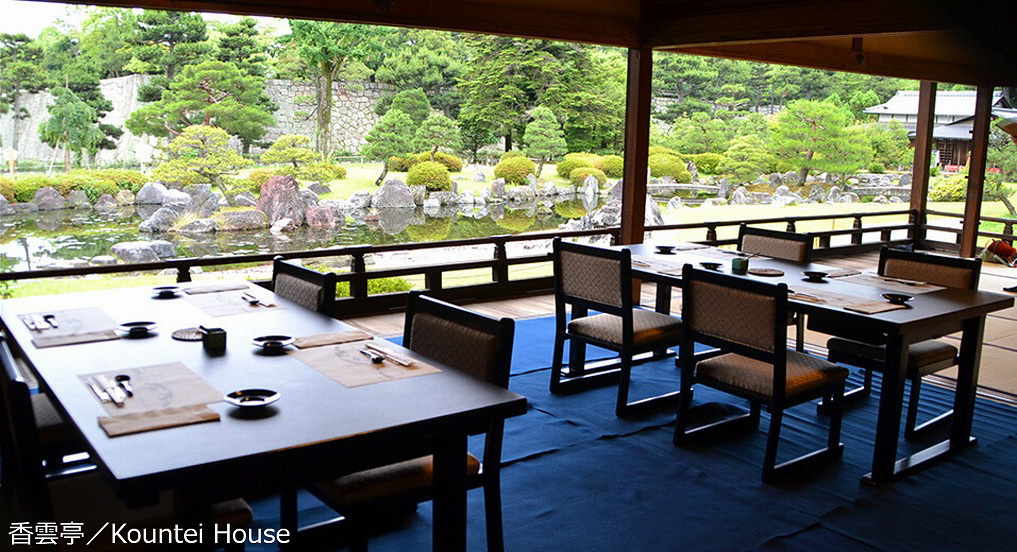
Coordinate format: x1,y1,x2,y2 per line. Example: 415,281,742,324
432,431,468,552
653,282,673,359
952,316,985,446
864,333,909,486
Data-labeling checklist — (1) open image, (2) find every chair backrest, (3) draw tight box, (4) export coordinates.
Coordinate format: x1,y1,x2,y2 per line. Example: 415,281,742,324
552,238,632,317
738,224,813,262
0,336,47,503
272,256,338,314
681,265,789,397
403,291,514,389
878,246,981,290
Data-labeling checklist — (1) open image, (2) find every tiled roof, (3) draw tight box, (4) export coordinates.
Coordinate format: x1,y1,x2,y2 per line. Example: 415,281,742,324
864,90,1005,117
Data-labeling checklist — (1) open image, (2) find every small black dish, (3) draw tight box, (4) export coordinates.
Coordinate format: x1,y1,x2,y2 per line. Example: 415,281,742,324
655,245,676,255
803,271,828,282
252,335,295,350
152,285,181,299
700,262,722,271
117,321,157,337
882,293,914,305
224,389,280,408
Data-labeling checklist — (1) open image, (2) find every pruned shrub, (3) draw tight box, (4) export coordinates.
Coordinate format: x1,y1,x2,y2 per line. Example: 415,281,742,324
598,155,624,178
244,169,278,194
570,167,607,187
929,174,967,201
407,161,452,192
494,156,536,185
649,153,692,182
869,162,886,174
0,177,13,202
336,276,414,296
75,176,120,201
299,162,347,182
500,150,525,161
555,154,596,179
688,153,724,175
414,151,464,173
648,146,684,160
91,169,146,193
387,155,420,172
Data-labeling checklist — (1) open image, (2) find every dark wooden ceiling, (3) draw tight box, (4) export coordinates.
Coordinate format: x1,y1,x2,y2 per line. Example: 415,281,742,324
36,0,1017,85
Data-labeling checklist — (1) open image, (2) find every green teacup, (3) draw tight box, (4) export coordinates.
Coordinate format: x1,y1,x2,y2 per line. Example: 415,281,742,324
731,257,749,274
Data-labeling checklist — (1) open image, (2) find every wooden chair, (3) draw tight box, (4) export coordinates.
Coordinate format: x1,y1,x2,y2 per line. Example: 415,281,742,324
549,238,684,417
282,291,514,552
272,255,338,314
738,224,814,351
816,246,981,440
673,265,847,482
0,338,251,551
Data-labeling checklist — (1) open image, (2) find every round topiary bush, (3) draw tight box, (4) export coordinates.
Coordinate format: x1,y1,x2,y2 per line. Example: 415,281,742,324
407,161,452,191
929,174,967,201
500,150,525,161
555,156,595,179
569,167,607,187
648,146,684,160
299,161,347,182
494,156,536,185
414,151,464,173
598,155,624,178
688,153,725,175
869,162,886,174
648,153,692,182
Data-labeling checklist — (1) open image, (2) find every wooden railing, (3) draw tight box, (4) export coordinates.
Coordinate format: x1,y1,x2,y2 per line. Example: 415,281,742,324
923,209,1017,250
1,209,918,316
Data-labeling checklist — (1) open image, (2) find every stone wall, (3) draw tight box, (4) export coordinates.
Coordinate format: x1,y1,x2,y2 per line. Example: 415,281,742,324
0,75,389,165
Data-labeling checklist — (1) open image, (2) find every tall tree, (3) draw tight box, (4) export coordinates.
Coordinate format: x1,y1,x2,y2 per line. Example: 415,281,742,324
153,125,252,199
125,60,275,150
285,20,384,158
374,29,465,117
522,106,567,177
388,88,431,127
542,47,626,153
718,134,773,183
361,109,414,186
457,103,496,163
78,7,137,79
131,10,212,102
986,125,1017,217
0,34,48,148
413,113,461,160
215,17,270,78
771,99,863,183
38,87,105,171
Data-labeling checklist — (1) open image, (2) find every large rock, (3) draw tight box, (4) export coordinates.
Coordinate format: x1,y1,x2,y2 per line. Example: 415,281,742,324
305,206,336,228
645,195,664,226
372,179,416,208
686,161,699,181
506,186,536,203
33,187,65,210
176,218,219,233
161,189,192,208
139,207,180,233
473,171,486,182
349,190,373,209
135,182,168,204
93,194,117,212
769,173,784,186
826,186,843,203
0,196,10,215
9,202,39,213
215,209,269,231
607,180,623,201
111,241,160,264
67,190,91,209
490,178,506,199
149,240,176,258
429,191,459,205
115,189,135,206
729,186,750,205
258,174,316,225
667,197,683,210
409,185,427,205
836,192,860,203
90,255,118,266
235,192,258,208
898,174,912,188
307,182,331,195
183,184,222,217
271,217,299,234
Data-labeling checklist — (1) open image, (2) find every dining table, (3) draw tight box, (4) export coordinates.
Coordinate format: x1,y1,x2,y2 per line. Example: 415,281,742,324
0,281,527,551
621,242,1014,486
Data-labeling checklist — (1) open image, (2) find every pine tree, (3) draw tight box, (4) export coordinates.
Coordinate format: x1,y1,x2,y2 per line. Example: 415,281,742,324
262,134,321,171
37,87,105,171
770,99,866,184
522,106,567,177
361,109,415,186
412,114,461,160
153,125,252,199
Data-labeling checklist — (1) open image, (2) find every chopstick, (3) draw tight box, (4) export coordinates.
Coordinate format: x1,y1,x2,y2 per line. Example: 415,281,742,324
362,343,414,366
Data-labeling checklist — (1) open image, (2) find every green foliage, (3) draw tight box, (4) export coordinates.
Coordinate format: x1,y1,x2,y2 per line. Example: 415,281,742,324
863,120,911,169
770,99,869,183
387,155,417,172
555,153,597,179
570,167,607,187
244,168,277,194
0,170,142,202
5,175,58,202
38,87,106,171
598,155,624,178
648,153,692,182
72,175,120,201
413,152,463,172
494,156,537,185
718,134,773,183
153,125,253,191
299,162,347,182
500,150,525,161
688,152,725,175
406,161,452,192
648,146,685,160
667,112,733,154
363,108,416,185
389,88,432,126
869,162,885,174
336,276,415,297
132,10,212,81
522,106,567,174
374,29,466,117
262,134,321,170
929,174,968,202
412,113,462,158
91,169,146,193
215,17,271,78
0,177,13,202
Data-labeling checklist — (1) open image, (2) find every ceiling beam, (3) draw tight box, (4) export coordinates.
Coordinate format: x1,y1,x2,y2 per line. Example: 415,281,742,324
669,40,1017,87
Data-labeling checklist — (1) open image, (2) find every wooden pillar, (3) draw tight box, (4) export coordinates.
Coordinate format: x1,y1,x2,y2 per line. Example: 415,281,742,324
959,86,994,258
910,81,937,247
619,47,652,245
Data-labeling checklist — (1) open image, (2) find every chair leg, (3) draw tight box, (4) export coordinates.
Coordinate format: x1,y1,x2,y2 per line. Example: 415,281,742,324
828,383,845,451
795,316,806,352
762,408,784,482
568,337,587,377
615,349,633,417
673,365,695,445
817,367,872,414
549,332,567,393
280,487,298,540
483,477,505,552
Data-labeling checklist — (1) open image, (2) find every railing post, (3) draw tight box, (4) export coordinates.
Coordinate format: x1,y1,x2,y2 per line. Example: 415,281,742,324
351,252,368,299
493,241,509,283
424,269,443,291
706,225,717,243
852,216,863,245
175,264,192,283
819,235,831,249
786,220,796,233
1004,221,1014,246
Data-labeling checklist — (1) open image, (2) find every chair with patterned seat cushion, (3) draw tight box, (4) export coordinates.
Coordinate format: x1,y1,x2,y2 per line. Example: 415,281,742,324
272,255,337,314
549,238,684,417
815,246,981,440
0,337,251,551
281,291,514,552
673,265,847,482
738,224,814,351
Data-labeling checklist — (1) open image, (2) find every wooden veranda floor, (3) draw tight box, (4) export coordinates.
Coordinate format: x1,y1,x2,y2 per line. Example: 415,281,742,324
343,251,1017,401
